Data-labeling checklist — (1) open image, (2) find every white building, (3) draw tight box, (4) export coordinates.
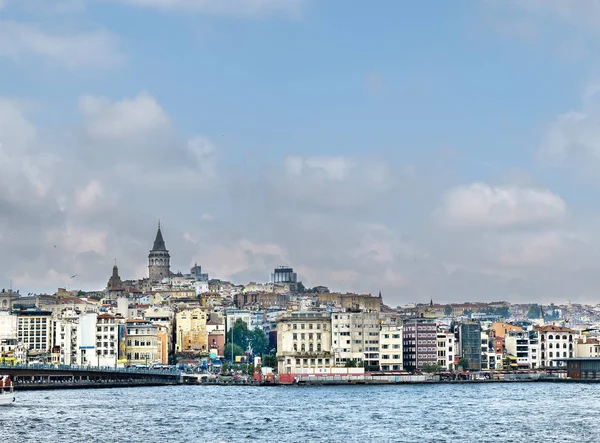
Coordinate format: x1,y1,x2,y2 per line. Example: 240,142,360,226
96,314,121,367
54,310,97,366
331,311,380,371
17,309,53,358
575,337,600,358
0,311,17,340
379,326,403,371
537,325,575,367
277,311,332,374
436,331,455,370
505,330,532,369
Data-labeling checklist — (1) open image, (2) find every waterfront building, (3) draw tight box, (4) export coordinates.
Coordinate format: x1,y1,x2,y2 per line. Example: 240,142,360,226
96,313,120,367
126,319,160,365
536,325,575,368
504,330,533,369
276,311,332,374
436,330,455,371
402,318,437,372
16,309,53,361
458,321,482,371
331,311,380,370
575,336,600,358
145,307,175,363
0,311,17,341
175,308,208,354
53,309,97,366
379,325,403,371
148,221,171,282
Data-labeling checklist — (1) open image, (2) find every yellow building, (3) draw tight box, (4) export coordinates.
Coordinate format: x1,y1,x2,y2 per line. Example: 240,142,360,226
175,308,208,354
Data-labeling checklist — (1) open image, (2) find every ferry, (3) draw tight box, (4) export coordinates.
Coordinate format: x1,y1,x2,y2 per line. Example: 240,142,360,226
0,375,15,405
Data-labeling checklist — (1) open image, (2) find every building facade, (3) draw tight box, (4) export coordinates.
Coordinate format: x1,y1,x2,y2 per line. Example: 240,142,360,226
331,311,380,370
175,308,208,354
126,320,159,365
403,318,437,372
537,325,575,368
276,311,332,374
458,321,482,371
379,326,403,371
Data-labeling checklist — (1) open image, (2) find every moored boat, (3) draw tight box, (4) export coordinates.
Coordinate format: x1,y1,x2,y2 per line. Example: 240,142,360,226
0,375,15,405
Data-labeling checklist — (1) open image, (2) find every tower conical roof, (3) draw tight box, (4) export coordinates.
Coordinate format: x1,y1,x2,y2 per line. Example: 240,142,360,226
152,221,167,251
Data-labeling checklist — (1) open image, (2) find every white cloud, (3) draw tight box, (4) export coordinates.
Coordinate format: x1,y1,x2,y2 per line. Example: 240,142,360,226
79,92,169,139
75,180,103,211
0,20,123,69
437,182,567,229
108,0,304,17
540,87,600,165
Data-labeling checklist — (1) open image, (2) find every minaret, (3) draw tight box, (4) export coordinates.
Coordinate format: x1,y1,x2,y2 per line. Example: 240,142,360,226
148,220,171,281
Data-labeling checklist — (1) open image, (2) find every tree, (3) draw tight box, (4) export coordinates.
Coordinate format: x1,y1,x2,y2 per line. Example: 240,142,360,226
296,282,306,293
221,362,228,374
224,343,245,361
249,327,269,357
421,363,442,373
444,306,452,316
228,318,251,351
262,354,277,368
457,358,469,371
345,360,358,368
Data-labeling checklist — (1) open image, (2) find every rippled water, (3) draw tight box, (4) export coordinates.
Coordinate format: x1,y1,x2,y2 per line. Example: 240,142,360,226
1,383,599,442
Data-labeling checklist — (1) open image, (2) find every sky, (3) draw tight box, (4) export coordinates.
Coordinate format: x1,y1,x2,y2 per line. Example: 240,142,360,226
3,0,600,305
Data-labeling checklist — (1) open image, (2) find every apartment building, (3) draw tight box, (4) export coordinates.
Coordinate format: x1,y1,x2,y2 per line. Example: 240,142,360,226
379,326,403,371
403,318,437,372
16,309,53,357
436,331,455,370
126,319,159,365
96,314,120,367
331,311,380,371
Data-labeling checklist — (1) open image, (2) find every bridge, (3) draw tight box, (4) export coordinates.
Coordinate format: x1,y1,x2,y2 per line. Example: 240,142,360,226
0,362,181,390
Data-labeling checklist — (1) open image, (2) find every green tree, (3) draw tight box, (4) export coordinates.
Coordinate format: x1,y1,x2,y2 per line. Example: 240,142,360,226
262,354,277,368
228,318,251,351
421,363,442,373
249,327,269,357
457,358,469,371
444,305,452,316
221,362,228,374
345,360,358,368
224,343,245,361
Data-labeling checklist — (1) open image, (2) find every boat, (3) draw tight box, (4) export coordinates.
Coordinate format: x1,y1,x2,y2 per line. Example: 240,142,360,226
0,375,15,405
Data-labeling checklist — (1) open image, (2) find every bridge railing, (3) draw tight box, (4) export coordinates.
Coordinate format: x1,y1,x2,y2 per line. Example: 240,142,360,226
0,361,180,376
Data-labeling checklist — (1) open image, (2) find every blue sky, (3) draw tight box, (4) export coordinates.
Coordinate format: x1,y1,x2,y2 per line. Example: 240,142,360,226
2,0,600,304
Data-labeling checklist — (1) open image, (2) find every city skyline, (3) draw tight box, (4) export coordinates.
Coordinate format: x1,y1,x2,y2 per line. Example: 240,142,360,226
4,1,600,303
